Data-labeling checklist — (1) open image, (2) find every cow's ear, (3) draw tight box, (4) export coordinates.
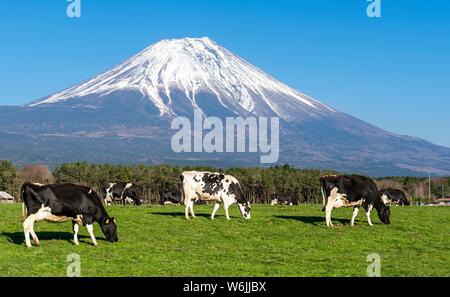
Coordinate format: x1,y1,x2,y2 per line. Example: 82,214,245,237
105,218,110,224
112,217,116,223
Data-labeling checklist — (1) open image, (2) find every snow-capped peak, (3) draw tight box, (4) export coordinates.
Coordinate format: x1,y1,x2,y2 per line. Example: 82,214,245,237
28,37,335,120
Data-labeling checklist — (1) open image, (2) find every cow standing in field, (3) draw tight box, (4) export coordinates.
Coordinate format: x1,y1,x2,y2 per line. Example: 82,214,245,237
103,182,143,206
180,171,251,220
379,189,410,206
320,175,391,227
21,183,118,247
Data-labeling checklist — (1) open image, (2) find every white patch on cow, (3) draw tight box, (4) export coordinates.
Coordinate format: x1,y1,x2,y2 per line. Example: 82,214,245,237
125,183,133,190
271,199,278,206
366,205,374,226
88,189,92,194
124,197,133,205
351,207,359,226
381,194,393,206
86,224,98,246
73,222,80,245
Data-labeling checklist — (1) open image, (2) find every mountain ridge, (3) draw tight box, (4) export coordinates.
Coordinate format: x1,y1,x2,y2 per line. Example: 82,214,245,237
0,37,449,176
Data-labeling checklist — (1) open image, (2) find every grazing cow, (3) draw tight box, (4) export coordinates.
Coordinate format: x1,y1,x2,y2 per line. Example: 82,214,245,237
181,171,251,220
379,189,410,206
270,194,298,206
103,182,143,206
320,175,391,227
21,183,118,247
160,190,182,205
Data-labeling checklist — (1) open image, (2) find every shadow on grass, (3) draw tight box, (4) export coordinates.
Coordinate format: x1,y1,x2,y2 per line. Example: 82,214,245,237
274,215,352,226
151,212,238,219
1,231,107,246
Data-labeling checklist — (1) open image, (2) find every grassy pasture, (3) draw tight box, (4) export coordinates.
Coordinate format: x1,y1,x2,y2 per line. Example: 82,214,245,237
0,203,449,277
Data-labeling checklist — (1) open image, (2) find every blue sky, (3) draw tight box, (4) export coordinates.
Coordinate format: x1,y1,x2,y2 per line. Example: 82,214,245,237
1,0,449,147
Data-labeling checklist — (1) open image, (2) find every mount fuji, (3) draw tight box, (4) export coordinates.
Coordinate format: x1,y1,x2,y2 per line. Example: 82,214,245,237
0,37,449,176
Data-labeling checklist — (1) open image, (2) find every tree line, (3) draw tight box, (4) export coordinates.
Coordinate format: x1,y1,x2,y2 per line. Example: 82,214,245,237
1,160,449,204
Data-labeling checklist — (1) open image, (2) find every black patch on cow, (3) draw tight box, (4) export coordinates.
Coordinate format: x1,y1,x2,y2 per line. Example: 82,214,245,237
228,182,247,204
201,173,225,195
193,175,201,183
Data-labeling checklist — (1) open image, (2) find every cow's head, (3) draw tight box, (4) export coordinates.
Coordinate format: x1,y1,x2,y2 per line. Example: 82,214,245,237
238,202,251,220
100,217,118,242
229,181,251,220
377,205,391,224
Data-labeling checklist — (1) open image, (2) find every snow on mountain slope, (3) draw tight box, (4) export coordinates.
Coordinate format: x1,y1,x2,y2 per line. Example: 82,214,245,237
28,37,334,121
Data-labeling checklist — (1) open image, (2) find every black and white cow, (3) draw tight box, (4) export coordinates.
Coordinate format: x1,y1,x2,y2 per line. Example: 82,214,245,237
379,189,410,206
160,190,182,205
180,171,251,220
320,175,391,227
21,183,118,247
270,194,298,206
103,182,143,206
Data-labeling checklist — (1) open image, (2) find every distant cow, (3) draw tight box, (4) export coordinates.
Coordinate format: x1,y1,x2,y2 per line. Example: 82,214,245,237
103,182,143,206
21,183,118,247
320,175,391,227
379,189,410,206
160,190,182,205
270,194,298,206
181,171,251,220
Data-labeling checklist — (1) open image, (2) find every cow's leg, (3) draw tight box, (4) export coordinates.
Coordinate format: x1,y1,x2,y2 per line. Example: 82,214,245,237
211,202,221,220
72,221,80,246
189,200,196,218
351,207,359,227
223,199,233,220
184,203,190,220
23,215,35,248
325,189,338,227
86,224,98,246
366,205,374,226
30,223,40,246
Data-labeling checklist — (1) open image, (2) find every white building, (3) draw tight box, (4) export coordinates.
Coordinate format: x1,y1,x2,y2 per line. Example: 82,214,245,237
0,191,14,203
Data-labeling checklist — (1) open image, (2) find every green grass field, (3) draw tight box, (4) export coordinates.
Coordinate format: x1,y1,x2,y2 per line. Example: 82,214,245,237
0,203,449,277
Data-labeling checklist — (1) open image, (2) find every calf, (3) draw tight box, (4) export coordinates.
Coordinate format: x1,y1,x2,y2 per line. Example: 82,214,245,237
103,182,143,206
181,171,251,220
21,183,118,247
320,175,391,227
379,189,410,206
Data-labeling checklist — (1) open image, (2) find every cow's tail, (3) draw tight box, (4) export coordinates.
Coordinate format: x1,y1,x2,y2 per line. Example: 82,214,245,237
319,178,327,211
20,182,31,220
180,174,185,204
